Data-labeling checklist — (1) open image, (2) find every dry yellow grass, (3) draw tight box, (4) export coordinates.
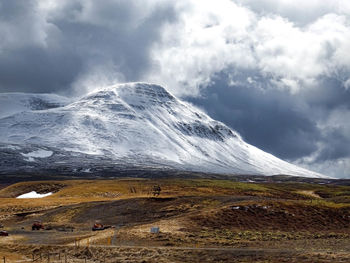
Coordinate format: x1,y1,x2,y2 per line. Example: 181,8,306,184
0,178,349,263
1,178,349,220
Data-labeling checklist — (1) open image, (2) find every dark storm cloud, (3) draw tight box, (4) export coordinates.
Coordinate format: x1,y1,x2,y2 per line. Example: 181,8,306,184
0,0,177,93
0,46,82,93
316,129,350,162
187,72,321,160
302,77,350,110
186,69,350,178
298,77,350,166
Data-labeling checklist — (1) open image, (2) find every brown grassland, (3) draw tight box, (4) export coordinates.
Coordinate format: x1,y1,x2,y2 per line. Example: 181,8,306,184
0,177,349,262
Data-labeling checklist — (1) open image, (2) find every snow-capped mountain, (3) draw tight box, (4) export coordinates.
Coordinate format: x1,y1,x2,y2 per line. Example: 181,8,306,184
0,83,326,178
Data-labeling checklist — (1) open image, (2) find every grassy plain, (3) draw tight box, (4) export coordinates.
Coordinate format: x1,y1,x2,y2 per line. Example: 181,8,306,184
0,177,349,262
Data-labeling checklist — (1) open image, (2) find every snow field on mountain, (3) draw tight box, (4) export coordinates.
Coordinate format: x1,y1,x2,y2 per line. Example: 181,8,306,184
0,83,326,178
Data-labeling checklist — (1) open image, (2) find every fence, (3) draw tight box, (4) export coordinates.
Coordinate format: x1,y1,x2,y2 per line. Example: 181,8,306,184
1,228,121,263
1,250,107,263
2,253,102,263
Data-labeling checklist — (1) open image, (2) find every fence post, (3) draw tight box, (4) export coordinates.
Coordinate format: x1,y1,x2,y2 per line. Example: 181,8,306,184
3,256,5,263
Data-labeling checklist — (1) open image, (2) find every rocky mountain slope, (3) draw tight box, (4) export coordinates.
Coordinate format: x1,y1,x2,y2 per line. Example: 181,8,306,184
0,83,326,178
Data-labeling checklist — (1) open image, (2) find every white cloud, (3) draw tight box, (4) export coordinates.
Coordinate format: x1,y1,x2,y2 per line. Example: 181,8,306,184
236,0,350,25
71,61,126,95
145,0,350,97
146,0,257,96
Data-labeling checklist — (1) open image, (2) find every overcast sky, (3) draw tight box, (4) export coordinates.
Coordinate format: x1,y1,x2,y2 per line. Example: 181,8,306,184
1,0,350,178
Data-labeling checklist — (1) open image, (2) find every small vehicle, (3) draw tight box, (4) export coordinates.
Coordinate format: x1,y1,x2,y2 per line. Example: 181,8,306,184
92,223,112,231
0,230,9,236
32,221,44,230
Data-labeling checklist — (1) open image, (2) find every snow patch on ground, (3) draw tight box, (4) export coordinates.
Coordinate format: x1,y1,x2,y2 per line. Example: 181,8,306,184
16,191,53,199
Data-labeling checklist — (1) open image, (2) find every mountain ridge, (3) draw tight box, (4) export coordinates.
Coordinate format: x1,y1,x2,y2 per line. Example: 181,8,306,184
0,82,327,178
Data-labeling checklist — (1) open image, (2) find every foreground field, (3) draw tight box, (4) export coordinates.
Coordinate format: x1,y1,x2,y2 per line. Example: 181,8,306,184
0,177,349,262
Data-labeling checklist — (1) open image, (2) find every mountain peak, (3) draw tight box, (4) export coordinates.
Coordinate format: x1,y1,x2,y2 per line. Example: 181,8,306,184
83,82,174,101
75,82,177,112
0,82,327,178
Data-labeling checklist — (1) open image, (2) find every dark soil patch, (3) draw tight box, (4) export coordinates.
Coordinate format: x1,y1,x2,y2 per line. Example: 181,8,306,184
70,197,223,226
24,196,252,228
189,202,350,232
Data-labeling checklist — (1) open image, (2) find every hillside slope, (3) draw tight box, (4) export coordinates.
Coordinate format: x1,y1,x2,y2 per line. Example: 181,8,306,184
0,83,325,178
